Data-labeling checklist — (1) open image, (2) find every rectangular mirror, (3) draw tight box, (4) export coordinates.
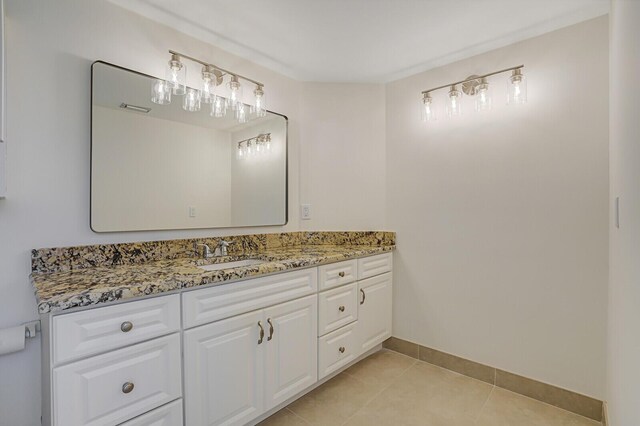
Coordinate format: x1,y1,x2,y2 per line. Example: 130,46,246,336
91,61,287,232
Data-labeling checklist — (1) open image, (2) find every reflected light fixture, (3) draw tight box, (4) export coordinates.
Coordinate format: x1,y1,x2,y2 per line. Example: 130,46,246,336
237,133,272,159
153,50,267,123
419,65,525,123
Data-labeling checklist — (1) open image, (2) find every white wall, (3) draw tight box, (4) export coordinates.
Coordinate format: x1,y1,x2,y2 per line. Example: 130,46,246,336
607,0,640,423
299,83,386,230
385,17,609,399
0,1,304,424
92,106,232,231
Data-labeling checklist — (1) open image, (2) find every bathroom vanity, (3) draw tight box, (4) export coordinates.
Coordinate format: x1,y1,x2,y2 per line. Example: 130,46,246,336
32,233,394,426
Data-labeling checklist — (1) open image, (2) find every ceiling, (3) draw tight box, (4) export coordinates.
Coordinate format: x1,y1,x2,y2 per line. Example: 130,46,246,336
108,0,609,83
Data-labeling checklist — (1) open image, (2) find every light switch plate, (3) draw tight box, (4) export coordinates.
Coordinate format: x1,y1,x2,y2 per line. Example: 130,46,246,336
301,204,311,220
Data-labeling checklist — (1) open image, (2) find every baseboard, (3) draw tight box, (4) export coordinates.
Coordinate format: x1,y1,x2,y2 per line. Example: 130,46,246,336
602,401,608,426
383,337,603,422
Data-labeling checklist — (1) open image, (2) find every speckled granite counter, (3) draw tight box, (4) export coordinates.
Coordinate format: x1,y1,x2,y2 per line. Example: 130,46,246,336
31,232,395,314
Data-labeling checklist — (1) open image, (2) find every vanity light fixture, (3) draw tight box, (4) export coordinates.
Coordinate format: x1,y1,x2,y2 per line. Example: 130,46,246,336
237,133,272,159
152,50,267,123
420,64,525,122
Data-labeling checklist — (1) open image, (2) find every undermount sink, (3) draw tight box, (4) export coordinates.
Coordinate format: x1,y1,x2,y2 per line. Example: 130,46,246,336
198,259,267,272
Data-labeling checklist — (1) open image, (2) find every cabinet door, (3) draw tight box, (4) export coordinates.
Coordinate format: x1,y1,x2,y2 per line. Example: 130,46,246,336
264,295,317,410
356,272,393,355
184,310,264,426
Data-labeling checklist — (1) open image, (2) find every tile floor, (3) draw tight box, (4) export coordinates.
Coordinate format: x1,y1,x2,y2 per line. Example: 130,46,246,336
259,349,600,426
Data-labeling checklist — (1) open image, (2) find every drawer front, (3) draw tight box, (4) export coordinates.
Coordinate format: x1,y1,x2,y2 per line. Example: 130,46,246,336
318,283,358,336
183,268,317,329
53,334,182,426
118,399,183,426
357,253,392,280
318,323,356,380
53,294,181,365
318,260,357,290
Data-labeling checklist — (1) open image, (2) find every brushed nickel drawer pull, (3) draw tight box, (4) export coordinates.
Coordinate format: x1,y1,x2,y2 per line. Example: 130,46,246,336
360,289,366,305
122,382,134,394
338,271,345,278
120,321,133,333
339,346,345,353
338,305,345,312
258,321,265,344
267,318,274,341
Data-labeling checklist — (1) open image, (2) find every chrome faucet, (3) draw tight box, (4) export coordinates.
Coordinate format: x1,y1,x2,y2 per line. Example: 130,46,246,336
214,240,230,257
194,243,214,258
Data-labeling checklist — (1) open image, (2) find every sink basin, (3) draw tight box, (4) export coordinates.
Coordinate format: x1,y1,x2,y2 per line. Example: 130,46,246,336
198,259,267,272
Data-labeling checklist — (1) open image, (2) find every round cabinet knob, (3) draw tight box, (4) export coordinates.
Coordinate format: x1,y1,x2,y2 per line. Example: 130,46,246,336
122,382,135,394
338,305,346,312
120,321,134,333
339,346,346,353
338,271,345,278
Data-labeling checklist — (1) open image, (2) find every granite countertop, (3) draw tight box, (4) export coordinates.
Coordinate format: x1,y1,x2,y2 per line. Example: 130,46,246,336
32,244,394,314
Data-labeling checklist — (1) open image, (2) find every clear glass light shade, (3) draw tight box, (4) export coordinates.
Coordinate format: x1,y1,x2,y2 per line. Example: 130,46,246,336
182,87,201,112
475,82,492,112
251,86,267,117
166,56,186,95
227,77,243,110
421,94,436,122
151,79,171,105
236,103,248,123
446,87,462,117
201,66,218,104
210,95,227,118
508,70,527,105
237,143,246,159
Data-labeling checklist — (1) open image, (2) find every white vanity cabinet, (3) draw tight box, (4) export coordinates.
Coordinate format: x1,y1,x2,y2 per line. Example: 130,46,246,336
42,252,393,426
184,295,317,426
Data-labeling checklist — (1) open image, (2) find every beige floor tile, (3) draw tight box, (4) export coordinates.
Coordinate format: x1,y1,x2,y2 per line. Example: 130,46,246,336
344,349,416,390
258,408,309,426
343,361,492,425
475,387,601,426
287,373,380,425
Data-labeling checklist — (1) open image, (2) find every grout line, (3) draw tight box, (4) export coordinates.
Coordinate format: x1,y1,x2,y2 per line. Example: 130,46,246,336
284,407,311,425
474,384,495,423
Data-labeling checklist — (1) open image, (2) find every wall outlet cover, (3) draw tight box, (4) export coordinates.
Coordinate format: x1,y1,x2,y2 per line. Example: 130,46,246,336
301,204,311,220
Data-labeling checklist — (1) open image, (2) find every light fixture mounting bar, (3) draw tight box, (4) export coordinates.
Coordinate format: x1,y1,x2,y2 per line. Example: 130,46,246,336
421,64,524,95
236,133,271,145
169,49,264,87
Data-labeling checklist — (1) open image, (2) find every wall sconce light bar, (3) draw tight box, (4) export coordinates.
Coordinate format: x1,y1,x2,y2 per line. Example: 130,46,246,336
168,49,264,88
421,64,524,95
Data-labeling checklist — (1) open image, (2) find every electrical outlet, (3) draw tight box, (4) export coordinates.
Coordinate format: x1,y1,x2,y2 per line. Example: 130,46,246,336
301,204,311,220
189,206,196,218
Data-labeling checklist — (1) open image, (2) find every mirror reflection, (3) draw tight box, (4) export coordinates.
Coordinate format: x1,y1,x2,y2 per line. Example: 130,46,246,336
91,62,287,232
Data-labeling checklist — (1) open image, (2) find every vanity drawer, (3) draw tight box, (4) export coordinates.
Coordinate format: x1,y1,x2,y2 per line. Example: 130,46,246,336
357,253,392,280
182,268,317,329
118,399,183,426
318,283,358,336
318,259,357,290
318,323,356,380
53,334,182,426
52,294,181,365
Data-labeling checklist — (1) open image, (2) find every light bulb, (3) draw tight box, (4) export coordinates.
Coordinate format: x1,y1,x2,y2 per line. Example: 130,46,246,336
201,66,216,104
236,102,248,123
252,85,267,117
151,79,171,105
165,54,186,95
265,134,271,152
421,92,436,122
227,75,243,110
237,142,244,159
182,87,201,112
210,95,227,118
475,79,492,112
446,85,462,117
508,69,527,105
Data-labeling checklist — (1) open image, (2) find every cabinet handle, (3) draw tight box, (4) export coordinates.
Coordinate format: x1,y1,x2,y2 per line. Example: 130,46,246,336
338,271,345,278
360,289,366,305
122,382,134,394
338,305,345,312
339,346,345,353
258,321,265,344
267,318,274,341
120,321,133,333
